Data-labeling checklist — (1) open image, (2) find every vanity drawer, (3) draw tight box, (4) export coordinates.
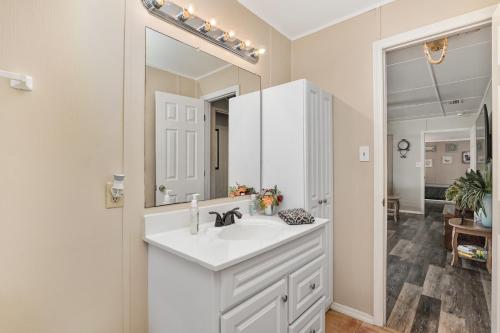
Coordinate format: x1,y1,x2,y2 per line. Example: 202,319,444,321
289,296,325,333
288,255,326,323
220,228,326,311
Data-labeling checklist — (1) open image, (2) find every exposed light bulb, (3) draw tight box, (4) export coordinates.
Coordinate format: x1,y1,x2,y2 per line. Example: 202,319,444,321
258,48,266,55
245,40,252,47
152,0,164,9
187,4,194,14
228,31,235,38
209,18,217,27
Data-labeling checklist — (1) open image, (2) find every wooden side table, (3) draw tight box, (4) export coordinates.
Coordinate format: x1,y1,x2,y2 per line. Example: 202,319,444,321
449,218,492,273
387,195,400,223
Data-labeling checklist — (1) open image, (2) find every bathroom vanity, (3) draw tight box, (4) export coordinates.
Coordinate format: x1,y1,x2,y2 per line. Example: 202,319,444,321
145,201,332,333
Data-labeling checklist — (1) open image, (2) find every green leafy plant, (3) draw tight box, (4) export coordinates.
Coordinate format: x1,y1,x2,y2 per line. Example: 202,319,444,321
446,164,492,216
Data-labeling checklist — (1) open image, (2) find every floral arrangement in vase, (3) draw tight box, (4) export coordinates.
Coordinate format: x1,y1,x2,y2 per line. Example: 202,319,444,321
229,183,256,197
258,185,283,215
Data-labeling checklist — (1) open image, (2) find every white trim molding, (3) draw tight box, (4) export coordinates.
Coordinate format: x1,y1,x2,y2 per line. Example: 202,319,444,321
331,303,375,325
372,4,497,327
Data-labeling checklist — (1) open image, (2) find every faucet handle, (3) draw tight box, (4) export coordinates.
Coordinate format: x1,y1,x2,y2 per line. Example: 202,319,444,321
209,211,224,227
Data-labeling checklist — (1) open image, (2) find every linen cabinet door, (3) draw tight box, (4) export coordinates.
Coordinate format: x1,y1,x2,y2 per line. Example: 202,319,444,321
221,279,288,333
305,82,322,217
319,91,333,220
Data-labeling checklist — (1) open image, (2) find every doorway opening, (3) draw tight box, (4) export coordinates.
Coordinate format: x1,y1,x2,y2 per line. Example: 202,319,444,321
208,95,235,199
373,7,497,331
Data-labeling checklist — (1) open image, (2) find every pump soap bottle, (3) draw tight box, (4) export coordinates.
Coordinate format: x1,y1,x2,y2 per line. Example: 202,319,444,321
190,193,200,234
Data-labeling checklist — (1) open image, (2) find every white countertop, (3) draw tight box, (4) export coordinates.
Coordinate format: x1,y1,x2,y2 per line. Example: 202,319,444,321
144,215,330,271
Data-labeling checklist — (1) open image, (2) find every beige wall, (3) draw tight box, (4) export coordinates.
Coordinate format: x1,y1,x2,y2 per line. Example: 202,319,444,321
425,141,470,185
291,0,498,315
0,0,290,332
0,1,125,332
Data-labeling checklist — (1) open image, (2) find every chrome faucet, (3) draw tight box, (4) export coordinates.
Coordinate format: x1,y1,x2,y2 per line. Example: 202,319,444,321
209,207,242,227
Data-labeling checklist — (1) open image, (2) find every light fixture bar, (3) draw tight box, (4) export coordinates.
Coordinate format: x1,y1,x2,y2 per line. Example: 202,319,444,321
142,0,261,64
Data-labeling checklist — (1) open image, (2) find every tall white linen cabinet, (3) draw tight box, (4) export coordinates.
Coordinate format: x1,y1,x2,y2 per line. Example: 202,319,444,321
262,79,334,307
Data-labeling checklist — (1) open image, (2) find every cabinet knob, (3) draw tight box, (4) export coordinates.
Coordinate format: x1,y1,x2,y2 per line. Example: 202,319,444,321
310,282,316,290
318,200,323,205
323,199,327,204
281,295,288,303
310,329,316,333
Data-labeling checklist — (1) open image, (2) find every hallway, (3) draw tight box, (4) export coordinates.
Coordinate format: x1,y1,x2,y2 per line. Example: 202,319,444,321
386,202,491,332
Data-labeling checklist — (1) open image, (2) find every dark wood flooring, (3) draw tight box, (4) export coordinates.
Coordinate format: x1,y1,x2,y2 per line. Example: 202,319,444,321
386,202,491,333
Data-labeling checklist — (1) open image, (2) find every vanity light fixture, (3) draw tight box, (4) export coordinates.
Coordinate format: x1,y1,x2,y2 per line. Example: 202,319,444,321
142,0,263,64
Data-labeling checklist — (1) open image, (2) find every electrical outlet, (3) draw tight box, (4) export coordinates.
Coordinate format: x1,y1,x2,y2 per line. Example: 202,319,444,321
106,182,124,208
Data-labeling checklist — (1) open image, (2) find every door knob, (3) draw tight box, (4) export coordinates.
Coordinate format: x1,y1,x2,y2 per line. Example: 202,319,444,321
318,200,323,205
323,199,327,204
281,295,288,303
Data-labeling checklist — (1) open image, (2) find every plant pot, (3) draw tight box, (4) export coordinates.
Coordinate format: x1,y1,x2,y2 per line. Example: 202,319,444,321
479,193,493,228
264,205,275,216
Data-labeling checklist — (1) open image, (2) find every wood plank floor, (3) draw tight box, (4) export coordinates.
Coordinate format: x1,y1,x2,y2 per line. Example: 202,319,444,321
386,202,491,333
325,310,397,333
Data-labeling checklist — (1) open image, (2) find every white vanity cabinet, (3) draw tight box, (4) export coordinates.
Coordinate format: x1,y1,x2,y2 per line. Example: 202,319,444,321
147,218,330,333
262,79,333,307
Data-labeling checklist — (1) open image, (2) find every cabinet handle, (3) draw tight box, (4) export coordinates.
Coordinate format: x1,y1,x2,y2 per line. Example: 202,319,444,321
323,199,327,204
281,295,288,303
310,282,316,290
318,200,323,205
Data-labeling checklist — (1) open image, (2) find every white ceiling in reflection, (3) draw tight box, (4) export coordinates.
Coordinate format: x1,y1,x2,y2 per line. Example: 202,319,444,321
146,28,231,80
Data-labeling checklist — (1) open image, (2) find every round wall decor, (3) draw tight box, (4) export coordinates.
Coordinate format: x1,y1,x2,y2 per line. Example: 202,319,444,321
397,139,410,158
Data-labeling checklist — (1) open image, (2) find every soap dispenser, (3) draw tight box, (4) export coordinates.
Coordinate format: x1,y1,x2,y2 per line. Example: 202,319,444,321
190,193,200,235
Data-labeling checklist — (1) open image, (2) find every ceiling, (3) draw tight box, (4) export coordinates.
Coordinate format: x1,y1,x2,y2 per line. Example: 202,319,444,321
387,25,491,121
238,0,395,40
425,130,471,142
146,28,230,80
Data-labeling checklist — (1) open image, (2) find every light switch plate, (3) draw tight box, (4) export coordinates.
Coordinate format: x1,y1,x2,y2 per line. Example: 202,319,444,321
359,146,370,162
106,182,124,208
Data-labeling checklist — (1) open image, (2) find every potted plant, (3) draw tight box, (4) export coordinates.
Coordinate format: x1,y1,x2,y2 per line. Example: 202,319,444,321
258,185,283,216
446,164,492,227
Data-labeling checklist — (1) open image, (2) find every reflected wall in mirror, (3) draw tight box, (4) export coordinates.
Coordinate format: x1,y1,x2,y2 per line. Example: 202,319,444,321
145,28,262,207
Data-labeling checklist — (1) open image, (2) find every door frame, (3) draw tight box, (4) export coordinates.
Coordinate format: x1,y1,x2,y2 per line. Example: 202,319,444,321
200,85,240,200
372,5,497,327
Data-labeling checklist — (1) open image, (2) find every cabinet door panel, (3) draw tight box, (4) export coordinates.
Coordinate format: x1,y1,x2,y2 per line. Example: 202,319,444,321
305,82,322,217
221,279,287,333
320,91,333,220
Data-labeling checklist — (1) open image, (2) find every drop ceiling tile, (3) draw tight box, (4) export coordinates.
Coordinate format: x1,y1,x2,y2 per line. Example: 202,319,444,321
433,42,491,85
388,86,437,107
388,102,443,120
442,96,483,114
387,58,433,93
438,76,490,101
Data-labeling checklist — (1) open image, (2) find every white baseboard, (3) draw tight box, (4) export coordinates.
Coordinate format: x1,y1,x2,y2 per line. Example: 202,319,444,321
331,302,375,324
399,209,423,215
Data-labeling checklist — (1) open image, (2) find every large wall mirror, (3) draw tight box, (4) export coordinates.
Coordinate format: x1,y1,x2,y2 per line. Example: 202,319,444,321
145,28,261,208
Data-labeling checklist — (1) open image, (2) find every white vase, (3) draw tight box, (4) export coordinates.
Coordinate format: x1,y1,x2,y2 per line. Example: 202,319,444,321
264,205,274,216
481,194,492,228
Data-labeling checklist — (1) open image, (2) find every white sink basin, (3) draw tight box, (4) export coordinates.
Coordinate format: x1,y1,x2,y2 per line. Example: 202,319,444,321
217,220,283,240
